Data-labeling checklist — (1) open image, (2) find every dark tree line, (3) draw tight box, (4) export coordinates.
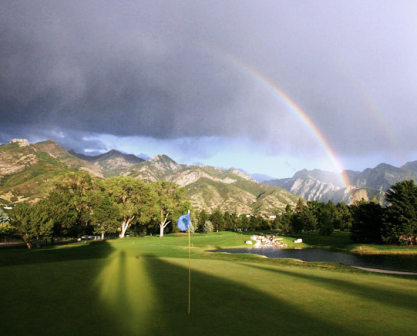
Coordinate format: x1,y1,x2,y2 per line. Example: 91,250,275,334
351,180,417,245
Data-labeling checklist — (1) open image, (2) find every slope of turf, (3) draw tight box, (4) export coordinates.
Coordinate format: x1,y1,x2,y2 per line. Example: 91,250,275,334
1,234,416,336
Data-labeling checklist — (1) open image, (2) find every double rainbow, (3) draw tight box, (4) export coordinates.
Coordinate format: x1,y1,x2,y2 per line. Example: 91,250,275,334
226,54,351,188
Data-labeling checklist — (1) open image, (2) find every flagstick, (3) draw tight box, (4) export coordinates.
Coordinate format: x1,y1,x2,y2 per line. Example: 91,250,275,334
188,209,191,315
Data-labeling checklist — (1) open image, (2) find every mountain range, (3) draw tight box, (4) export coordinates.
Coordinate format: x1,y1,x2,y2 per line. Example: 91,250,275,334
2,138,417,211
264,162,417,204
0,139,300,214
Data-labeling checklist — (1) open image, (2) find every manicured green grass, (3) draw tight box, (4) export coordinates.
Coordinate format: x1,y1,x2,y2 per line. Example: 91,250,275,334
281,230,417,254
1,233,417,336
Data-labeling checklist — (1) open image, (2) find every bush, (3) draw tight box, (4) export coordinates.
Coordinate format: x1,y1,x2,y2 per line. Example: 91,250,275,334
203,220,213,233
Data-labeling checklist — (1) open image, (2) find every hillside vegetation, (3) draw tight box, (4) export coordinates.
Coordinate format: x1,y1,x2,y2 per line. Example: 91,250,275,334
0,139,300,215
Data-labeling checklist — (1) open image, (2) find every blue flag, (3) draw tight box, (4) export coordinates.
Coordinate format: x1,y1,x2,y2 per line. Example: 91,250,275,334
177,213,191,231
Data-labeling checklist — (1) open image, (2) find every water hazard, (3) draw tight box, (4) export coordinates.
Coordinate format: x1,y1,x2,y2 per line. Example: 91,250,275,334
211,248,417,273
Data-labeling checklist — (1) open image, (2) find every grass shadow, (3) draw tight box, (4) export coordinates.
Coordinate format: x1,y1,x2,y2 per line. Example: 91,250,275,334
244,263,417,313
0,240,115,267
0,240,126,336
142,254,366,336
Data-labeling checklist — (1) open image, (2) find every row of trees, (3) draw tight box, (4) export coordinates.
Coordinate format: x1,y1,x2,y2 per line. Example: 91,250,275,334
192,180,417,245
1,172,191,248
192,199,351,235
2,173,416,247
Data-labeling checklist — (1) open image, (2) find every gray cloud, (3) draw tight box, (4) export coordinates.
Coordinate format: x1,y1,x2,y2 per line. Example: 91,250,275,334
1,0,417,161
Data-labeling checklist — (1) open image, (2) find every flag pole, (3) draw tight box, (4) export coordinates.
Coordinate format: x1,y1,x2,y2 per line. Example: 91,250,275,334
188,209,191,315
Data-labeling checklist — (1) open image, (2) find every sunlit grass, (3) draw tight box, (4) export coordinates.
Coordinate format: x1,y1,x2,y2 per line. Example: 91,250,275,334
95,250,156,333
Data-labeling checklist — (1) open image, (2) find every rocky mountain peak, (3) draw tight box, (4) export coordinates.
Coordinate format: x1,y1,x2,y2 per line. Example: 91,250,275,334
229,168,258,183
10,139,29,147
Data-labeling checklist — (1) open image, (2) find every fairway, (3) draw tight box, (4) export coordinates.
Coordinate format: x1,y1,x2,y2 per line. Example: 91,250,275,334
1,233,417,336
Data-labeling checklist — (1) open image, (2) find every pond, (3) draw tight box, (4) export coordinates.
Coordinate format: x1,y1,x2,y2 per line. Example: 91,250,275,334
211,248,417,273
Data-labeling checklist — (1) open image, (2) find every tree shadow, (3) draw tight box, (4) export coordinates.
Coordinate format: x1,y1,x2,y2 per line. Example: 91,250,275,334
142,255,366,336
244,263,417,313
0,240,125,336
0,240,115,267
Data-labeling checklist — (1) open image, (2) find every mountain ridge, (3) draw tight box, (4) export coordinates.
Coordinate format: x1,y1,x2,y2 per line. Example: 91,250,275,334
264,162,417,204
4,137,417,208
0,139,300,214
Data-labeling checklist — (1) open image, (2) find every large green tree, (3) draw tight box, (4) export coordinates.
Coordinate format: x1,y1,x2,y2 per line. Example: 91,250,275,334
292,199,317,233
89,192,120,240
9,202,54,249
47,171,100,237
382,180,417,245
104,176,156,238
151,181,191,237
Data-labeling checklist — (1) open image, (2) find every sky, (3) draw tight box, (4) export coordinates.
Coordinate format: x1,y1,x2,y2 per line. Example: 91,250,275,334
1,1,417,181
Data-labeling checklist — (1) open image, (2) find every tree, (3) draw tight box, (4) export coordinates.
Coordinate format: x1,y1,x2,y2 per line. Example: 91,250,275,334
9,202,54,249
350,200,383,243
291,199,307,233
210,210,225,232
318,211,333,236
203,220,213,233
298,208,317,234
104,177,155,238
0,208,12,241
271,215,280,230
382,180,417,245
239,215,250,231
198,210,208,232
44,189,82,237
47,171,100,237
336,202,353,231
280,204,294,233
327,200,339,229
249,216,259,231
90,192,120,240
223,211,234,231
151,181,191,237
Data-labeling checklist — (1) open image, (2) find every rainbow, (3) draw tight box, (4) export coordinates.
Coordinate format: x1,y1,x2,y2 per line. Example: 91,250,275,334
225,54,351,188
335,60,405,167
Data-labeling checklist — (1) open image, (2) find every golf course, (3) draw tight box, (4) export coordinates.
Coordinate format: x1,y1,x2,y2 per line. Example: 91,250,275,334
1,232,417,336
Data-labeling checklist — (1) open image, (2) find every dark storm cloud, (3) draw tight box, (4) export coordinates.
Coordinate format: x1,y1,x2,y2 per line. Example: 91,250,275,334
1,0,417,158
0,0,250,138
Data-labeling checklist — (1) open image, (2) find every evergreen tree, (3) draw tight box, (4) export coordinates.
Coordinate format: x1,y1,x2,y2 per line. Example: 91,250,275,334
210,210,225,232
291,199,306,233
239,215,250,231
249,216,259,231
318,211,334,236
272,215,280,230
223,211,234,231
382,180,417,245
198,210,208,232
280,212,293,234
350,200,383,243
336,202,353,231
